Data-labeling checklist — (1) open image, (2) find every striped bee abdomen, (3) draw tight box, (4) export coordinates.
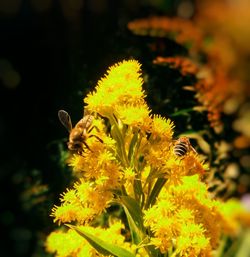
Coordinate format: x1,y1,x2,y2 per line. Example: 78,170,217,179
173,136,197,157
174,142,189,156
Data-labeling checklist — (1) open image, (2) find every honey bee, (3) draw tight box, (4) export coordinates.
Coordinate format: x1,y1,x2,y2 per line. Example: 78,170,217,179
58,109,102,153
173,136,197,157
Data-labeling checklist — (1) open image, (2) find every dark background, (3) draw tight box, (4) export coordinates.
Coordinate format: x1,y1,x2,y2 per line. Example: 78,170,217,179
0,1,181,256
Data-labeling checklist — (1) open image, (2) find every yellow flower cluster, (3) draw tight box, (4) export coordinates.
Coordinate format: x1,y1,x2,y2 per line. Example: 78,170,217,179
84,60,150,127
144,175,218,256
46,60,250,257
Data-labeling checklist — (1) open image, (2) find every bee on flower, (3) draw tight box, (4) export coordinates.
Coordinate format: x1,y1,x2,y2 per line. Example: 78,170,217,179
58,109,103,154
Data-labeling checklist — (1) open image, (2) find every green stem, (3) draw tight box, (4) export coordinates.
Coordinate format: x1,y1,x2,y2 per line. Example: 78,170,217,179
145,177,167,210
169,249,178,257
215,235,227,257
223,233,245,257
108,114,129,167
121,185,128,196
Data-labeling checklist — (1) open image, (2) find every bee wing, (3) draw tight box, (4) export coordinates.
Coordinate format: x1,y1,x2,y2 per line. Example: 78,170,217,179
58,110,72,132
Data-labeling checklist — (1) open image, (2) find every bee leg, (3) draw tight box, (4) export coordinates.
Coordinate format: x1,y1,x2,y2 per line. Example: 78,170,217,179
190,145,198,154
89,134,103,143
88,125,100,133
82,141,93,152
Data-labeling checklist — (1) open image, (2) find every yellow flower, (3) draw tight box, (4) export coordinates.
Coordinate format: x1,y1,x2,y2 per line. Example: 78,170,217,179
84,60,145,117
51,204,83,225
160,150,207,186
45,229,84,257
163,156,187,186
68,154,85,173
60,189,78,204
177,208,194,222
144,175,225,254
150,115,174,141
183,153,208,176
51,179,114,225
176,223,210,256
116,103,151,129
144,139,171,170
69,139,121,184
97,149,116,166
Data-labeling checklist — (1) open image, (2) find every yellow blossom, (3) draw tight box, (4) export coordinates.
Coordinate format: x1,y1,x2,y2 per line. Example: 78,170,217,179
150,115,174,141
115,103,151,129
68,154,85,173
183,153,208,176
45,229,84,257
176,223,210,257
51,179,114,225
51,204,83,225
163,156,187,186
84,60,145,117
60,189,78,204
144,175,225,254
97,149,117,166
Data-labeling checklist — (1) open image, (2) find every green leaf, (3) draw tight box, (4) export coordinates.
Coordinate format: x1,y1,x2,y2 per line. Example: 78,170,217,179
110,124,123,161
67,224,136,257
145,178,166,209
123,204,142,245
120,196,161,257
120,196,145,243
120,196,144,230
235,229,250,257
128,131,138,163
133,179,143,198
108,114,129,167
